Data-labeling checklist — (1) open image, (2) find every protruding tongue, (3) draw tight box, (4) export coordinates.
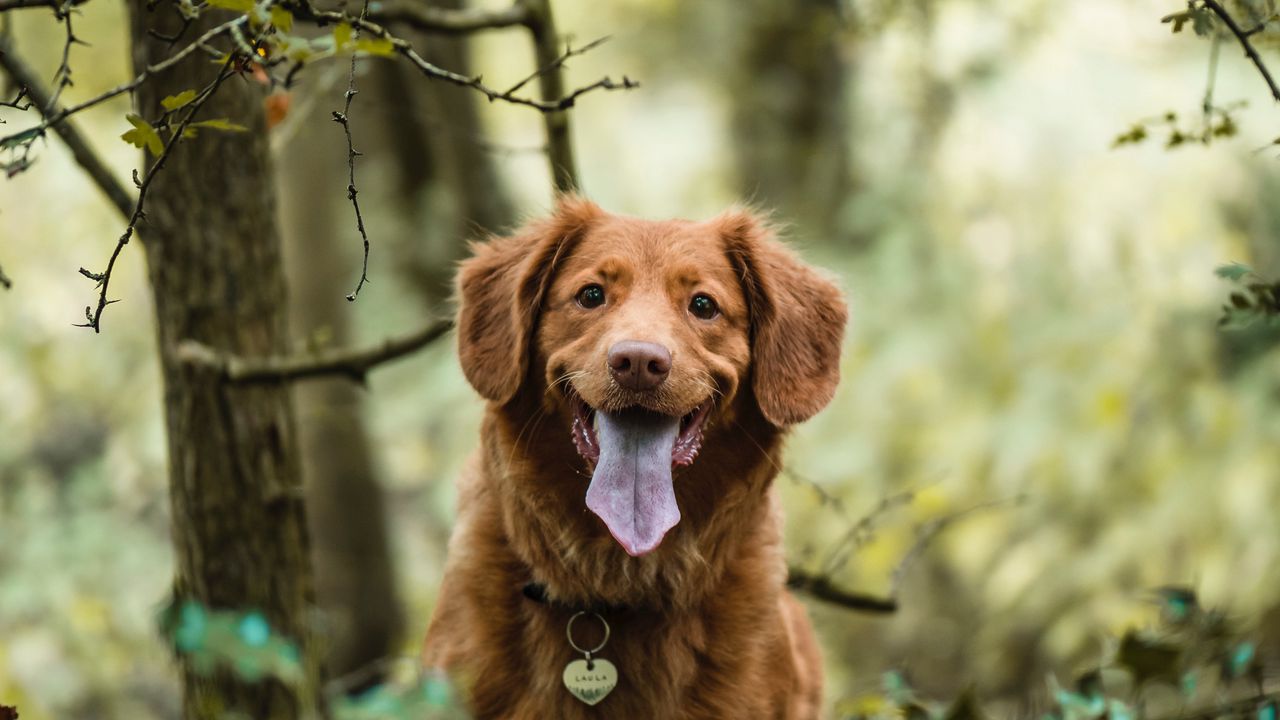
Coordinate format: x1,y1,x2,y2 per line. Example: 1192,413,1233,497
585,409,681,556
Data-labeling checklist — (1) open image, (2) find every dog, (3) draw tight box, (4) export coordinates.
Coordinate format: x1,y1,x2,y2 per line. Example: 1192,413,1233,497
422,196,847,719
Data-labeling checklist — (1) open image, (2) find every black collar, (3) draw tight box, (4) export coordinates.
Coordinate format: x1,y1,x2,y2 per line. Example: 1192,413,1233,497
521,582,632,614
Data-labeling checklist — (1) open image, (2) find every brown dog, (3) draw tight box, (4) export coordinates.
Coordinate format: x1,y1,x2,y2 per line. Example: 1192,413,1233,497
422,197,847,719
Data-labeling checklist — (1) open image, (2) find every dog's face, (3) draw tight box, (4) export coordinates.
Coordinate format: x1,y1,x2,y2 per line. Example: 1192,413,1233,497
538,213,753,465
456,197,847,557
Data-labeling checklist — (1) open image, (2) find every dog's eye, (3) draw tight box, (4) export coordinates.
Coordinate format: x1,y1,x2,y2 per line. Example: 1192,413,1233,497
576,284,606,309
689,293,719,320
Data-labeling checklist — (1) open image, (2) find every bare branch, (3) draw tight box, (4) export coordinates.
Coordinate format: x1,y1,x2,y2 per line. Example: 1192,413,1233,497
285,2,637,115
0,15,246,151
1201,0,1280,103
76,56,239,332
176,319,452,383
45,1,81,111
785,568,898,614
0,38,133,219
366,0,529,35
335,0,372,302
786,494,1024,614
0,85,31,111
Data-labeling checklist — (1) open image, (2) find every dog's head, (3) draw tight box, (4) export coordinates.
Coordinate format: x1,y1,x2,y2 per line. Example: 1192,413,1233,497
456,196,847,556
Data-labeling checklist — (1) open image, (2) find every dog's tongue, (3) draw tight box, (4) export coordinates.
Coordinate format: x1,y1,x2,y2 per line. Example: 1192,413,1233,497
585,409,681,557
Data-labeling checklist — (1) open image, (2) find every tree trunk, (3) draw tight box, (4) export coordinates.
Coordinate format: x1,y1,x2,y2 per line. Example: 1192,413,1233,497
374,0,518,308
127,5,319,718
278,78,404,688
728,0,857,247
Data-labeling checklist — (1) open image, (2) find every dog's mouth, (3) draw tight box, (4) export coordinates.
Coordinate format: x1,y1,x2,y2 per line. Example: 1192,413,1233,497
570,397,712,467
568,394,713,557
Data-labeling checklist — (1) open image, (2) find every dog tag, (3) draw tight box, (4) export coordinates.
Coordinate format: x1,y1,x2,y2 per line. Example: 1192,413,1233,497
562,657,618,706
563,611,617,705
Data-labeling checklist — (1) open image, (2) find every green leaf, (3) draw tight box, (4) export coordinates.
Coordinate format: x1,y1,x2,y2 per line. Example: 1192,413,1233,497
173,601,208,652
190,118,248,132
1226,641,1257,678
1154,586,1199,623
237,612,271,647
121,113,164,156
206,0,254,12
1215,263,1252,282
353,37,395,57
161,89,198,112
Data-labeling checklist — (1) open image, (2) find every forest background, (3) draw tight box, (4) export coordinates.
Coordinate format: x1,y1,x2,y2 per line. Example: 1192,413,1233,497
2,0,1280,718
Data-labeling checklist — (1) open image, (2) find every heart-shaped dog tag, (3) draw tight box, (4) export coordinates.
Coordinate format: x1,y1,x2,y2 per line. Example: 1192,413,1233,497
562,658,618,706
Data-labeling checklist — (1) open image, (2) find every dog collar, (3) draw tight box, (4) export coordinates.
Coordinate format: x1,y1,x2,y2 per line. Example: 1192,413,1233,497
521,582,631,614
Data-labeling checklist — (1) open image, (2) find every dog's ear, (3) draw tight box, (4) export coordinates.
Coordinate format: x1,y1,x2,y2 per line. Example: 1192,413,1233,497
719,210,848,426
456,196,602,404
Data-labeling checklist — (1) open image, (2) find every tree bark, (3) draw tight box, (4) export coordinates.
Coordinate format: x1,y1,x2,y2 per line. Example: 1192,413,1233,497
126,4,320,717
278,78,404,688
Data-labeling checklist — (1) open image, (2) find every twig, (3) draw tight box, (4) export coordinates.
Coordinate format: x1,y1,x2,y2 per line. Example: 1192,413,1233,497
1201,0,1280,103
366,0,529,35
0,38,133,219
0,262,11,289
0,85,30,111
0,15,246,151
500,34,610,99
284,2,637,114
76,56,239,332
45,0,80,111
175,319,452,383
819,489,916,577
334,0,371,302
889,495,1024,597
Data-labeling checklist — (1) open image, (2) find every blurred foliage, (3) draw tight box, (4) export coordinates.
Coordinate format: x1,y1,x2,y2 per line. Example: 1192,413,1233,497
3,0,1280,718
836,590,1276,720
156,601,464,719
1215,263,1280,327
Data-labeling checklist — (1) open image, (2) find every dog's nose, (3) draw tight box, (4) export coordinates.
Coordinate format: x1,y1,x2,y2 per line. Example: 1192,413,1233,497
608,340,672,391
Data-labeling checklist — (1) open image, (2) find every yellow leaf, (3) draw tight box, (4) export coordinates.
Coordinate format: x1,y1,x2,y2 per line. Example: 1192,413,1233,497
161,89,198,112
269,6,293,31
121,113,163,156
353,37,395,57
334,22,353,50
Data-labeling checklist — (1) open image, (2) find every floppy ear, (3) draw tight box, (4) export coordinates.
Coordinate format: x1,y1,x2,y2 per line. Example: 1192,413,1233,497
720,210,848,426
456,196,602,404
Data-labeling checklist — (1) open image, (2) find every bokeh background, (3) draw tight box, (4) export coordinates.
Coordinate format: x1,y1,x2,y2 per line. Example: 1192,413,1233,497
3,0,1280,717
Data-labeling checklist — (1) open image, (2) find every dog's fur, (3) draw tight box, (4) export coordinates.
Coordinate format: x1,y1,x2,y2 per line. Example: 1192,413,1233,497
422,197,847,719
